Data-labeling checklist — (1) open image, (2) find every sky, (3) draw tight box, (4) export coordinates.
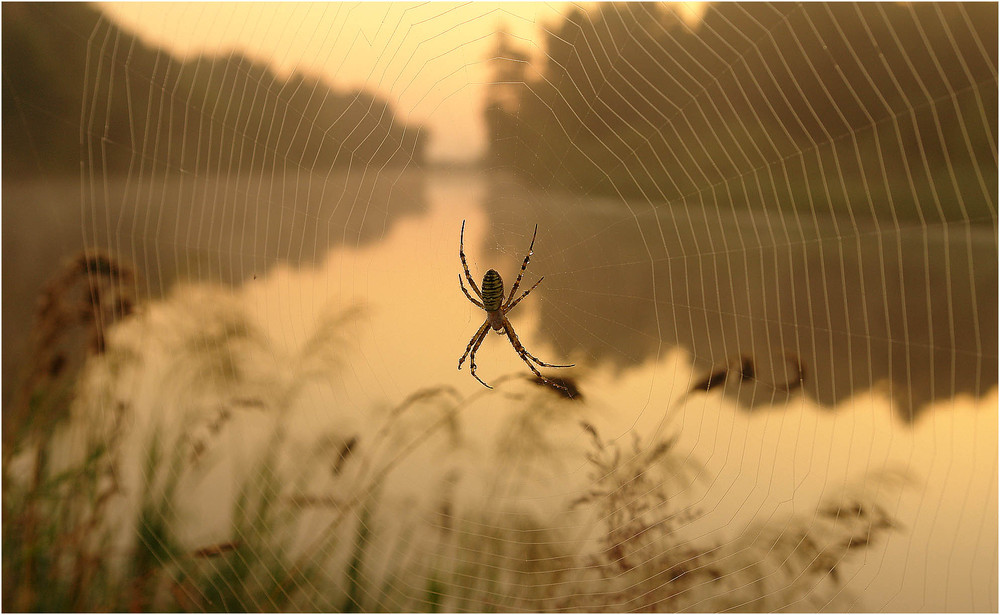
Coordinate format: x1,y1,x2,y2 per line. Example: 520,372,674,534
99,2,709,163
99,2,571,162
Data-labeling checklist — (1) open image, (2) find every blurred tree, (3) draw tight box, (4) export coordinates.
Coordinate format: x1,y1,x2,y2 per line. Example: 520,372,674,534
484,2,997,223
3,3,100,175
3,3,427,178
484,28,531,169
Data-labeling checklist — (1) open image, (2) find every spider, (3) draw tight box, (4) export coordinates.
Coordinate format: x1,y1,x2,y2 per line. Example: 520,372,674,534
457,220,574,390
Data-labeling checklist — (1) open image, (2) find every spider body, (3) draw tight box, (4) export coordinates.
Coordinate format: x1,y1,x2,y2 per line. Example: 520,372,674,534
457,221,574,391
481,269,505,314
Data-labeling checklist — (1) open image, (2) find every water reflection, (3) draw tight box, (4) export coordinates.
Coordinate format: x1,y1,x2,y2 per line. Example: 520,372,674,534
482,174,998,419
245,195,995,610
8,167,995,611
2,169,427,404
8,167,995,417
79,169,430,294
112,192,1000,610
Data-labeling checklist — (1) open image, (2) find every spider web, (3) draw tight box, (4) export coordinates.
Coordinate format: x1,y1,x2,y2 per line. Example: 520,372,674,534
6,2,996,612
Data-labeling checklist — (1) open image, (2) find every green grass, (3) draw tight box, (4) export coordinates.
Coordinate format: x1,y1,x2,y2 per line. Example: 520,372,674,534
4,384,903,612
3,423,118,610
2,374,470,612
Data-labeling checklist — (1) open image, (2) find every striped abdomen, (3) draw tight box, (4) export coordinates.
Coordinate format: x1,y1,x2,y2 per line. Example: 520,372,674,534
481,269,505,312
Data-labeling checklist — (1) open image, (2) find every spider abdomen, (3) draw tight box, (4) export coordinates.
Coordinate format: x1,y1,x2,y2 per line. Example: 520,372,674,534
481,269,505,312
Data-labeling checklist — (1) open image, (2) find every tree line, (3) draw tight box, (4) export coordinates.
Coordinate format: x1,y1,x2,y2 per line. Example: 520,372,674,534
3,3,426,177
485,3,997,223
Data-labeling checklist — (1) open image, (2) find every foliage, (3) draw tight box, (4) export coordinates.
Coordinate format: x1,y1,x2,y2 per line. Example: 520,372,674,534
3,250,901,612
485,3,997,224
3,377,901,613
3,3,426,177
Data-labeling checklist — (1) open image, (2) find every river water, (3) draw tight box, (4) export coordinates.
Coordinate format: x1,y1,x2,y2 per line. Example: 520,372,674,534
4,168,997,610
7,169,995,414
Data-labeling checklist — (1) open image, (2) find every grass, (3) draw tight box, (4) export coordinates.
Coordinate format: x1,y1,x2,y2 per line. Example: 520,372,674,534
3,386,901,612
3,251,902,612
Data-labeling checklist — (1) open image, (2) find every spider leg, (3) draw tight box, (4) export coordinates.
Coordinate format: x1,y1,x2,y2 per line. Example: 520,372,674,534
506,318,574,367
458,321,490,370
503,224,537,309
468,330,493,389
459,274,485,309
521,345,575,369
504,277,544,313
460,220,484,299
502,317,573,391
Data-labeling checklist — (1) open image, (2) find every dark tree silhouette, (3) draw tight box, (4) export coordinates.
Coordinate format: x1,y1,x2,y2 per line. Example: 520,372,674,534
484,3,997,223
3,3,427,178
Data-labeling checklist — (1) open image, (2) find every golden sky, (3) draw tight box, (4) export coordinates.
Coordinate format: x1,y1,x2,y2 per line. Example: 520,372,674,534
99,2,575,162
99,2,709,162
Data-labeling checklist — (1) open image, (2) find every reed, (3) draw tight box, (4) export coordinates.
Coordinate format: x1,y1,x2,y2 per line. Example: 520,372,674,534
3,252,900,612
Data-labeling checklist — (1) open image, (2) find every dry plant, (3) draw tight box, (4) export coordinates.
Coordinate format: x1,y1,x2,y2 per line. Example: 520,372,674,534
558,423,900,612
3,259,375,611
4,251,136,611
7,250,135,444
4,256,901,613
